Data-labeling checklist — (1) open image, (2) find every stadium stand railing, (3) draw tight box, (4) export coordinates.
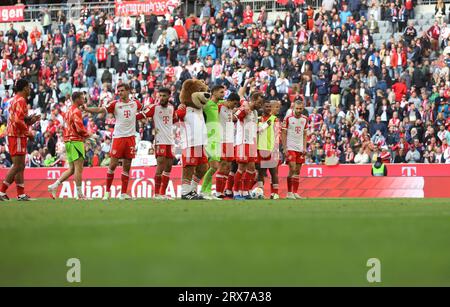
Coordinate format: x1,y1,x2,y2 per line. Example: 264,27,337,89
19,0,443,21
21,1,116,23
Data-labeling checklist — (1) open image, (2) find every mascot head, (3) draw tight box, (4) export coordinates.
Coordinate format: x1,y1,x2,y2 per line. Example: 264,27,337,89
179,79,210,109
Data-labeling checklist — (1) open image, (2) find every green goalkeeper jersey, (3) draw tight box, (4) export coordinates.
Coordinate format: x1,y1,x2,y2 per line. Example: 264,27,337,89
203,99,222,144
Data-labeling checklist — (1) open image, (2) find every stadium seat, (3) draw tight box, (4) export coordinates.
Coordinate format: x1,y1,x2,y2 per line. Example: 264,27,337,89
128,37,137,44
97,69,105,81
221,39,230,51
119,37,129,45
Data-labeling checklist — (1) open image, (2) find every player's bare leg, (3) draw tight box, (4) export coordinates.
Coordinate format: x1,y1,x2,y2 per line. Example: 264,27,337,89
48,163,75,199
161,158,173,199
268,167,279,199
103,157,119,200
154,156,166,200
73,158,89,200
120,158,132,200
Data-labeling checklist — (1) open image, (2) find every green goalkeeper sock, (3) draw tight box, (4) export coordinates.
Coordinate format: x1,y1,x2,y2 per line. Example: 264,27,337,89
201,168,214,194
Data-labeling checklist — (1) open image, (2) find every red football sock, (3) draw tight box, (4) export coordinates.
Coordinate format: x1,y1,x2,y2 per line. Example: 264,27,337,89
287,177,292,193
243,170,256,192
1,181,10,193
106,170,114,193
216,172,228,194
226,172,235,192
121,172,129,195
233,170,243,192
16,184,25,196
271,184,279,195
292,175,300,193
154,175,162,196
160,172,170,195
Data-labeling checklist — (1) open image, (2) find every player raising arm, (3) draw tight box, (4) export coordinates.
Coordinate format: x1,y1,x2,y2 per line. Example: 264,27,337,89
282,101,308,199
48,92,92,200
83,83,140,200
136,88,176,200
0,79,40,201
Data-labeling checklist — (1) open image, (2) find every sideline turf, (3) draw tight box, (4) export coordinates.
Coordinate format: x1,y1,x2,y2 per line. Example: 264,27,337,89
0,198,449,286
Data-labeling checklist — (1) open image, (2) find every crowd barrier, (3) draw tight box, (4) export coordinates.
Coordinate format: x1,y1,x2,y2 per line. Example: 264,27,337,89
1,164,450,199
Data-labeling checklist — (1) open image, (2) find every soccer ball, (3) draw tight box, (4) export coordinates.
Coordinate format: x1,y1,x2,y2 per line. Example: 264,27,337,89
251,187,265,199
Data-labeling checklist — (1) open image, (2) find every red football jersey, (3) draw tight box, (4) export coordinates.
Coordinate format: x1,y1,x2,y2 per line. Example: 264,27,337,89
6,95,29,137
63,104,89,142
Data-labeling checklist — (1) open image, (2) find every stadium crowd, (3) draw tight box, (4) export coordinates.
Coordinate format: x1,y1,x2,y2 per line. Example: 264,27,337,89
0,0,450,169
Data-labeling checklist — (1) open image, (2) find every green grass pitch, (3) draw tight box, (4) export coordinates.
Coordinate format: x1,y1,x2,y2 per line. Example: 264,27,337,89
0,198,449,286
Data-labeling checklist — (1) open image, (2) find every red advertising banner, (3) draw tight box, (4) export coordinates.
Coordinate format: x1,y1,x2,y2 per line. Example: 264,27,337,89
0,5,25,23
2,164,449,180
1,164,450,199
115,0,179,16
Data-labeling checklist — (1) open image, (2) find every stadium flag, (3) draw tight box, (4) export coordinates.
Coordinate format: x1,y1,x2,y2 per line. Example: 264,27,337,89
115,0,180,16
0,5,25,23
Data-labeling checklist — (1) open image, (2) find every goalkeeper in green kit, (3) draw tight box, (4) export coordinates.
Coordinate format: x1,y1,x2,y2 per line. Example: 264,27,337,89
200,85,226,200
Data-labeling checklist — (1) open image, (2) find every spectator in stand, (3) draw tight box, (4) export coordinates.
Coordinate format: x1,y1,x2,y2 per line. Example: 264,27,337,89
405,144,421,163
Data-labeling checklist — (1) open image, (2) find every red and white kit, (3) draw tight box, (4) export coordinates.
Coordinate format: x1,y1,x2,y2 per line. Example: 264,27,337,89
137,103,177,159
104,99,141,159
218,103,235,161
283,114,309,164
6,95,29,156
234,101,258,163
177,106,208,166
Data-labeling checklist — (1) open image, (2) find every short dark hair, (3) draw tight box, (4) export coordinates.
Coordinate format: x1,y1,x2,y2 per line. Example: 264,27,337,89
72,91,84,102
158,87,171,95
211,85,225,93
13,79,29,93
227,92,240,102
117,83,130,91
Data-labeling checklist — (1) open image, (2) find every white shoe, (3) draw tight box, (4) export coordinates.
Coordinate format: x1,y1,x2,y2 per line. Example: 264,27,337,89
293,193,303,199
286,192,296,200
102,192,110,200
201,193,222,200
270,193,280,200
48,184,58,199
119,193,133,200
